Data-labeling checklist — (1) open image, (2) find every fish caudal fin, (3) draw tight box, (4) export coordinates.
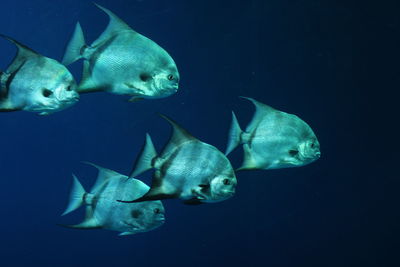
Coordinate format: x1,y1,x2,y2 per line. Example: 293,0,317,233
62,174,87,216
62,22,86,65
225,111,243,155
130,133,157,177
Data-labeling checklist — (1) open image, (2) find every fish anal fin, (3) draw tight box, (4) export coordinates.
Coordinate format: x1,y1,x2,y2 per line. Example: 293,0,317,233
60,205,101,230
183,198,204,205
236,144,258,171
0,99,20,112
77,61,102,93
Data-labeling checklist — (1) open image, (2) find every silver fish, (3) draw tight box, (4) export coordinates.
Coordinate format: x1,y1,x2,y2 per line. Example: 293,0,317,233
226,97,321,170
62,4,179,101
61,163,165,236
0,35,79,115
118,115,237,205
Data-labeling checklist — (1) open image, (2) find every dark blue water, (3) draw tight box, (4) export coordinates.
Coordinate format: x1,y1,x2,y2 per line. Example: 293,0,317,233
0,0,398,266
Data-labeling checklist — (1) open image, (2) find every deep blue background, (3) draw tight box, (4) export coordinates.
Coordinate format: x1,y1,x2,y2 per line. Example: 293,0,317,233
0,0,398,266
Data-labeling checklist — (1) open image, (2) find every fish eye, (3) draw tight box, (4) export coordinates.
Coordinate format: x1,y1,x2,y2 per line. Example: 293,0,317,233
42,89,53,97
167,74,174,81
223,179,230,185
131,210,142,218
66,85,72,91
289,150,299,156
139,73,151,82
153,208,161,214
310,142,315,148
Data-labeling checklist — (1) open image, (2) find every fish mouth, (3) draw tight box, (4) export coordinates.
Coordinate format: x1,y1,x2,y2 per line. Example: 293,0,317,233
156,216,166,222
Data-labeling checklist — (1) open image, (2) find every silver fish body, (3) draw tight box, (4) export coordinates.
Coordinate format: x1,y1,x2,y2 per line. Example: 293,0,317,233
62,4,179,100
226,97,321,170
62,163,165,236
120,115,237,204
0,35,79,115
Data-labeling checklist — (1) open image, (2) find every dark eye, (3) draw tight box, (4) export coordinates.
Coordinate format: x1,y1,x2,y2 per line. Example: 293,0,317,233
42,89,53,97
66,85,72,91
289,150,299,156
154,208,160,214
167,74,174,81
131,210,142,218
223,179,230,185
310,142,315,148
139,73,151,82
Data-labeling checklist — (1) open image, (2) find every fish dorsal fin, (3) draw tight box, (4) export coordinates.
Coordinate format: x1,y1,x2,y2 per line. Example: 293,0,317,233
160,114,198,153
92,3,134,47
118,172,178,203
0,34,39,72
240,97,276,131
83,162,121,193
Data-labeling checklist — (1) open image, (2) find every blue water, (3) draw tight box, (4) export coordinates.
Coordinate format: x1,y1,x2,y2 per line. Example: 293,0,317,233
0,0,397,266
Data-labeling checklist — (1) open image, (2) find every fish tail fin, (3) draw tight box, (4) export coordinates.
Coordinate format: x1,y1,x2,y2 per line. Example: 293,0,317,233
130,133,158,177
62,174,87,216
225,111,243,155
62,22,86,65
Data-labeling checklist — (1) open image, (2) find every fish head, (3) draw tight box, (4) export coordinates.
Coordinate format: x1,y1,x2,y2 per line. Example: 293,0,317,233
206,173,237,202
27,62,79,114
287,136,321,166
124,39,179,99
125,201,165,232
298,137,321,162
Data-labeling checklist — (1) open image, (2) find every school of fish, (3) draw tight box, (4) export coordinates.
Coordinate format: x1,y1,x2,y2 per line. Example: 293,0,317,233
0,4,321,236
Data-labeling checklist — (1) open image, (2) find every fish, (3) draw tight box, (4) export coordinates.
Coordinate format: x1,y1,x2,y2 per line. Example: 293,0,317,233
225,97,321,170
62,4,179,101
118,115,237,205
0,35,79,115
61,163,165,236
